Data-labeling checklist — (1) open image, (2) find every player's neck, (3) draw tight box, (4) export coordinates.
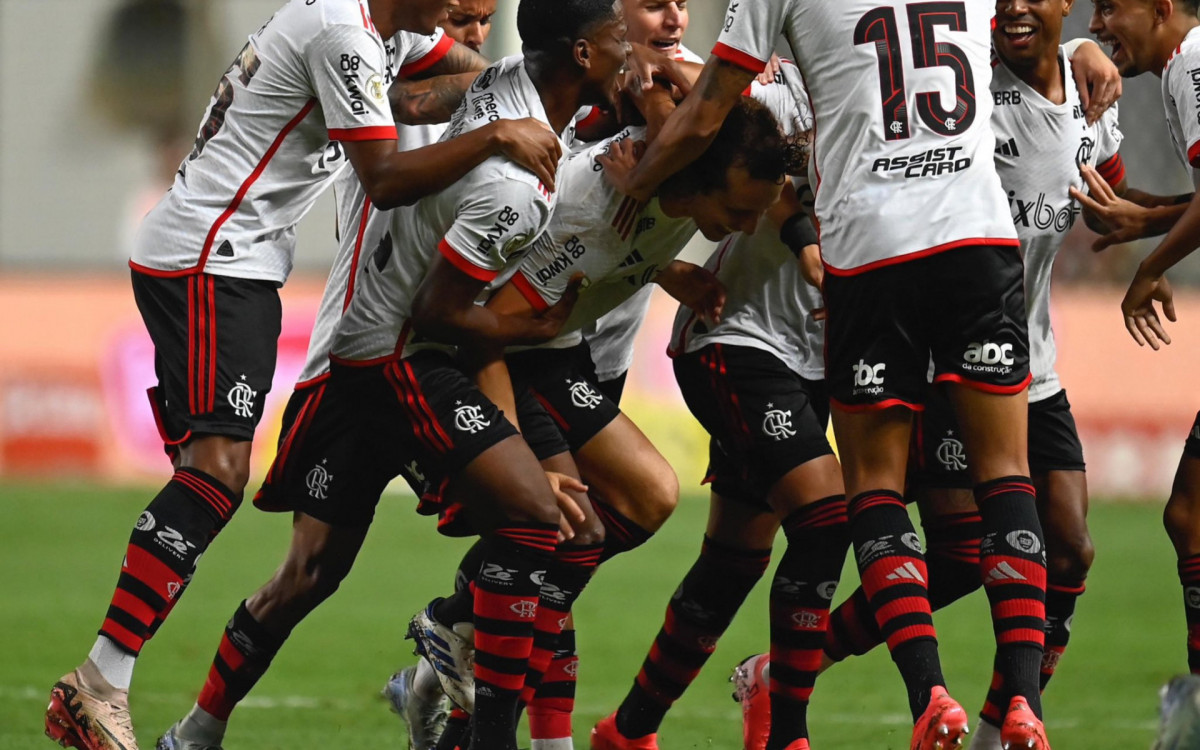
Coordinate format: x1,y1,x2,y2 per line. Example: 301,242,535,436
1155,16,1200,73
1003,48,1065,105
366,0,399,39
525,57,586,135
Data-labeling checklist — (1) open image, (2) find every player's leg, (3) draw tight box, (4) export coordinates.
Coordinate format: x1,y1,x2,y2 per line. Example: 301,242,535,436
47,273,280,750
1163,413,1200,673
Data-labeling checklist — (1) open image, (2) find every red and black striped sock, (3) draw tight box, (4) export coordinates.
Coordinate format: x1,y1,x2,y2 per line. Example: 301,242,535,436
767,496,849,750
849,490,943,720
99,468,239,655
196,601,285,720
1179,554,1200,674
615,536,772,739
472,522,559,750
520,544,602,704
592,500,654,562
528,629,578,743
823,586,880,663
1041,578,1085,690
976,476,1046,720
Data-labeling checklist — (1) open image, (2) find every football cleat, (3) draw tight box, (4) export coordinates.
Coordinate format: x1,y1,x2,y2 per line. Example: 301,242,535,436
45,663,138,750
383,665,451,750
155,723,222,750
731,654,771,750
968,719,1002,750
407,602,476,714
1155,674,1200,750
589,712,659,750
910,686,969,750
999,696,1050,750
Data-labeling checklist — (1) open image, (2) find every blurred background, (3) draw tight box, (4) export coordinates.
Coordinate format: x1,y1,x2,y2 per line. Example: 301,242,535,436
0,0,1197,497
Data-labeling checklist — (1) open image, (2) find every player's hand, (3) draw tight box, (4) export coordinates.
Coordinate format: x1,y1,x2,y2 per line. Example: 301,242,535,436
1070,164,1149,251
491,118,563,192
1121,266,1176,350
657,261,726,325
756,54,782,86
1069,40,1121,125
626,42,693,95
596,137,645,196
536,273,586,340
544,471,588,541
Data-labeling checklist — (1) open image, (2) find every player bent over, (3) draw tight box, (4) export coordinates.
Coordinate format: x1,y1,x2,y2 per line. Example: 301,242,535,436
149,4,630,750
601,0,1056,747
42,1,572,748
1088,0,1200,677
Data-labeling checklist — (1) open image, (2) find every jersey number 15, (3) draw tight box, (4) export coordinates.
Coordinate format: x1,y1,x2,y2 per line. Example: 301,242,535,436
853,2,976,141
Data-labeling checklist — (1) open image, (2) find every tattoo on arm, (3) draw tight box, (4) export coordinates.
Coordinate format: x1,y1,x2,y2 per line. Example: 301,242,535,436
390,73,476,125
699,57,757,103
412,42,489,79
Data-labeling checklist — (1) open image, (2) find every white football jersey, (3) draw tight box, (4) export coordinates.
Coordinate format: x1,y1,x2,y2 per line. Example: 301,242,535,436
991,48,1123,403
133,0,451,284
508,126,700,352
1163,25,1200,188
331,56,567,362
669,60,824,380
581,44,705,382
714,0,1016,274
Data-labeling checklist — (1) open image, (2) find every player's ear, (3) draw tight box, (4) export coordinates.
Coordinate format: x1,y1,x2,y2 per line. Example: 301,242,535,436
574,38,592,70
1062,0,1075,17
1153,0,1174,24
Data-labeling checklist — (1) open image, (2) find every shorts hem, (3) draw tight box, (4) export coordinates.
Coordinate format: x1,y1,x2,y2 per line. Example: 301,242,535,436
831,397,924,413
933,372,1032,395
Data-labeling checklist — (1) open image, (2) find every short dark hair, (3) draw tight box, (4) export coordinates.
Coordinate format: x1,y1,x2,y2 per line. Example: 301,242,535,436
517,0,618,55
661,97,799,197
1182,0,1200,14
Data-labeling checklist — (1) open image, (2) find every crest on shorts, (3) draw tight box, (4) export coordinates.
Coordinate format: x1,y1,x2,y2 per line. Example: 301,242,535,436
936,433,967,471
762,404,796,441
227,375,257,419
568,380,603,410
454,402,491,434
306,460,332,500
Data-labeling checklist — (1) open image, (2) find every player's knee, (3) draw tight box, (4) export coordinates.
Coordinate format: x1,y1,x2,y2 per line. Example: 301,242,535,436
642,467,680,530
1045,530,1094,582
186,448,251,496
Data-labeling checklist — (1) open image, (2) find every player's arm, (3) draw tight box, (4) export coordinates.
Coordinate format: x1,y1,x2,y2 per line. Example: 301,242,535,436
389,42,490,125
1073,165,1190,248
598,56,755,200
1063,38,1121,125
653,260,725,325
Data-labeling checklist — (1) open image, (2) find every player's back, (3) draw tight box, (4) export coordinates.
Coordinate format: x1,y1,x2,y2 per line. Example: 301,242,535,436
716,0,1015,273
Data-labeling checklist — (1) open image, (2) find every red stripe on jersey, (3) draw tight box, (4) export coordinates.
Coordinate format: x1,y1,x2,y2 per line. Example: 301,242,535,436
344,197,373,312
1096,154,1125,186
512,272,551,312
328,125,399,142
831,397,924,413
392,319,413,358
128,260,199,278
385,362,446,453
399,33,455,78
1189,141,1200,169
822,237,1020,277
438,238,499,282
199,99,318,273
932,371,1032,395
357,0,376,32
711,42,767,74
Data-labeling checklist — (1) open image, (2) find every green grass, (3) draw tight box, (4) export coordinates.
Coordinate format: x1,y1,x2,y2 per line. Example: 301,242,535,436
0,482,1182,748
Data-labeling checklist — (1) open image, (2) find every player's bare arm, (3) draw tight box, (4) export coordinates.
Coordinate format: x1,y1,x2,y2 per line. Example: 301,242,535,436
344,120,563,208
599,56,754,200
389,41,491,124
1118,193,1200,347
653,260,725,325
1072,165,1190,250
1065,37,1122,124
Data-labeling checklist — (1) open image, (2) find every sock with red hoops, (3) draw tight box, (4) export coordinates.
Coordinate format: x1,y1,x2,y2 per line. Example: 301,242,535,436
528,629,578,750
615,536,772,739
766,496,850,750
472,522,559,749
824,509,983,664
1180,554,1200,674
94,468,240,687
1041,577,1085,690
976,476,1047,720
520,544,602,704
848,490,943,721
195,601,286,721
593,500,654,562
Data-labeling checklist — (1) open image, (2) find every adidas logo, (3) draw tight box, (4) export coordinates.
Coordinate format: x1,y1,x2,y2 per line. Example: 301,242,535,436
995,138,1020,157
985,561,1027,582
885,562,925,583
618,249,645,268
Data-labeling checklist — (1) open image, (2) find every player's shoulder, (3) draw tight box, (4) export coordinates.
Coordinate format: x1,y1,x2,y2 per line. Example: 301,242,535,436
1167,28,1200,83
277,0,375,35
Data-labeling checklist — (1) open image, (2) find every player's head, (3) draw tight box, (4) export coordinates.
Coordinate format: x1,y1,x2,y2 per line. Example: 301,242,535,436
440,0,496,52
994,0,1075,70
518,0,630,103
623,0,688,57
1089,0,1200,76
657,98,791,241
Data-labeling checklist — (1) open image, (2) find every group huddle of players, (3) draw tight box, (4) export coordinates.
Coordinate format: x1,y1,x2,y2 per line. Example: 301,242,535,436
38,0,1200,749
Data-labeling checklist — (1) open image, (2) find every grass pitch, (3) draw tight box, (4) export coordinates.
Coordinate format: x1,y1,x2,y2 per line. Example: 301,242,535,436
0,482,1182,748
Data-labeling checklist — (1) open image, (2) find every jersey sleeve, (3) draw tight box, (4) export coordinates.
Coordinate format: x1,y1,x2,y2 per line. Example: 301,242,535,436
1167,55,1200,167
439,180,551,283
397,28,455,78
307,24,397,141
1093,103,1125,187
713,0,792,74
